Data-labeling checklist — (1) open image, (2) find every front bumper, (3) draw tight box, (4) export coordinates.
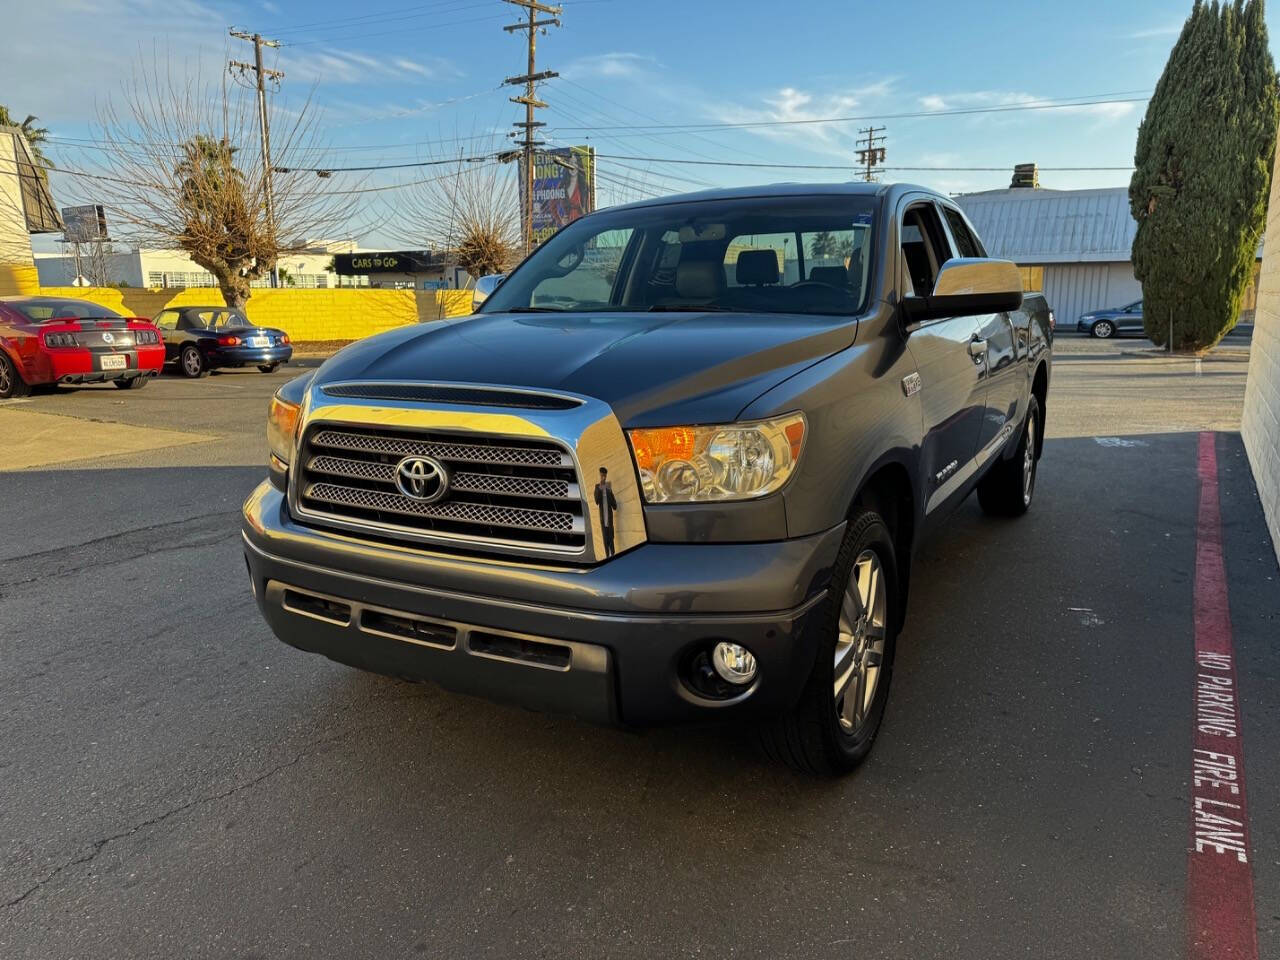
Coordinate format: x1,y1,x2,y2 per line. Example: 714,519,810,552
242,481,843,726
208,345,292,368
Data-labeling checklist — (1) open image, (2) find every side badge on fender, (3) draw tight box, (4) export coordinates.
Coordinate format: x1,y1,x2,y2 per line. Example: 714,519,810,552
901,372,922,397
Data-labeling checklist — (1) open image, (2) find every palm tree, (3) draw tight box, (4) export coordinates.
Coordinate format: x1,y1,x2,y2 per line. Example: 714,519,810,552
0,105,50,168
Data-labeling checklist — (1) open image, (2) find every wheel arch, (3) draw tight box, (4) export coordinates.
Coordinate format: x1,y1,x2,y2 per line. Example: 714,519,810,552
1031,361,1049,457
847,454,917,630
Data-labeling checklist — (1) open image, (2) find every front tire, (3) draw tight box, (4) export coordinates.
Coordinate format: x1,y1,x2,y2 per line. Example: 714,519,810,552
977,396,1040,517
258,363,278,373
0,352,31,399
1091,319,1115,339
761,507,899,776
180,345,207,378
113,376,148,390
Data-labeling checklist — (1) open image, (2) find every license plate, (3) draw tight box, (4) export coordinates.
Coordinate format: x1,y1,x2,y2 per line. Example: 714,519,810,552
100,354,127,370
247,336,269,348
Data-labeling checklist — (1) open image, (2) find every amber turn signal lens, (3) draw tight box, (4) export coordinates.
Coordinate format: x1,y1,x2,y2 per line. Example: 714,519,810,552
629,426,697,472
267,394,301,465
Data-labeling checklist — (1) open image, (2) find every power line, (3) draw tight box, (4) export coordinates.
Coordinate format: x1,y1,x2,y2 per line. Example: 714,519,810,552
282,11,508,47
4,154,500,197
545,92,1152,134
42,88,1151,156
272,0,615,37
555,75,779,165
272,0,492,38
583,154,1135,173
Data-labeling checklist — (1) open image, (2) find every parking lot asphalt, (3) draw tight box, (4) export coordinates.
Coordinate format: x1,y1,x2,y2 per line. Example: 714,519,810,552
1,335,1277,959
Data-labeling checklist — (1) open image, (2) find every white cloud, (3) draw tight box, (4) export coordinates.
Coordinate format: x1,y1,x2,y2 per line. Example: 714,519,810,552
710,80,897,159
393,58,433,78
0,0,230,126
916,89,1138,123
1125,22,1183,39
563,52,656,80
276,47,460,86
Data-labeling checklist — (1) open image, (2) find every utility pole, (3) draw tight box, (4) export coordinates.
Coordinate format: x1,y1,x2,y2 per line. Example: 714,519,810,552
855,126,887,182
502,0,561,257
230,29,284,285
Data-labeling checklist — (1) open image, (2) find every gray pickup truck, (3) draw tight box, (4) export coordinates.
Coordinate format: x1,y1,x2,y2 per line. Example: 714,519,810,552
243,182,1052,775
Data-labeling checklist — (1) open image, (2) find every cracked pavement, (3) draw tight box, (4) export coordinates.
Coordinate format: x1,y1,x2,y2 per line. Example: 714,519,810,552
2,344,1279,959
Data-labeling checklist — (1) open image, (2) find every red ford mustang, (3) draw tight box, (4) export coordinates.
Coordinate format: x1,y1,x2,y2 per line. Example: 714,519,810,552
0,296,166,398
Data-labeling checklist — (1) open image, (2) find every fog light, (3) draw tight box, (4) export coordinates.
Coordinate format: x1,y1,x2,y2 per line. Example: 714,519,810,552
711,642,757,685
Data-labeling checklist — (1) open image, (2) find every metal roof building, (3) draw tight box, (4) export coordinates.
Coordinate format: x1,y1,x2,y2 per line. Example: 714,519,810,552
955,186,1142,328
954,183,1262,329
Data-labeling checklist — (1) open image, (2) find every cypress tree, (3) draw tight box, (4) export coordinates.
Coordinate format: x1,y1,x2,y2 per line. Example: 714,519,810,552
1129,0,1279,351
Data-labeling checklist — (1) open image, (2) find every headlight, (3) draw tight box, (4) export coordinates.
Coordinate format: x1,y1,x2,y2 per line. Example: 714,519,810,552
267,393,301,465
629,413,806,503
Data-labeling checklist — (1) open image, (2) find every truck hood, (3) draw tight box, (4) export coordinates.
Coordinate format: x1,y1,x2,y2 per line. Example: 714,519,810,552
313,310,857,426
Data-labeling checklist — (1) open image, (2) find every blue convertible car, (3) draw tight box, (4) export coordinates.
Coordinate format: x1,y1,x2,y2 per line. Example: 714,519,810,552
153,306,293,377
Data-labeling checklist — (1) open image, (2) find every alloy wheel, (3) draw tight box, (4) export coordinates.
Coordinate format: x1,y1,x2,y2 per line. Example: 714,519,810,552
1022,411,1037,505
0,358,11,395
183,349,201,376
833,549,888,734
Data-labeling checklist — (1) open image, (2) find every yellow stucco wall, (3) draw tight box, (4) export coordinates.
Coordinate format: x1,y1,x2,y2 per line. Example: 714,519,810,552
27,286,474,339
0,263,40,296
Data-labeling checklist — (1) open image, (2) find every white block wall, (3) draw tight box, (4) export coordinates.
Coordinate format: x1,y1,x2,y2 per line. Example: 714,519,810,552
1242,143,1280,567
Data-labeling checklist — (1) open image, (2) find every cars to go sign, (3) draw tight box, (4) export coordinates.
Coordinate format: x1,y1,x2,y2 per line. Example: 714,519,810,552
331,251,440,275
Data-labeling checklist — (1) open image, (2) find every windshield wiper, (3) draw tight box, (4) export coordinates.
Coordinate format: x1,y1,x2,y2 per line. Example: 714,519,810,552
504,306,561,313
646,304,738,312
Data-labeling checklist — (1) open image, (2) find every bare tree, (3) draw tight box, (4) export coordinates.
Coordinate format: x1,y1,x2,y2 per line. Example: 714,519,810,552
396,144,520,282
82,65,355,306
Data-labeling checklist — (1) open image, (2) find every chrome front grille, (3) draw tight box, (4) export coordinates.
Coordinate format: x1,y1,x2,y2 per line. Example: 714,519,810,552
296,424,586,553
311,429,566,467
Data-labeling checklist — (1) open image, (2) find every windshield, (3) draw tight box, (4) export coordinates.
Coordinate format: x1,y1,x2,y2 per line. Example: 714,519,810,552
10,300,123,321
482,195,876,317
191,309,248,329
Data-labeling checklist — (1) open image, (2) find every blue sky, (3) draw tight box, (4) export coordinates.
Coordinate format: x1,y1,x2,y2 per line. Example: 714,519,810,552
8,0,1277,249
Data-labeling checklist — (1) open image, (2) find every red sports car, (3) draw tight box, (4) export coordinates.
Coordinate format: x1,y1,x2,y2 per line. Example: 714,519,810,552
0,296,166,398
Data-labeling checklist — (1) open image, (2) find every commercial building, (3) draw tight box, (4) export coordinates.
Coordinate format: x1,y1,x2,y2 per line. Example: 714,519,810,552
34,240,364,290
954,183,1261,325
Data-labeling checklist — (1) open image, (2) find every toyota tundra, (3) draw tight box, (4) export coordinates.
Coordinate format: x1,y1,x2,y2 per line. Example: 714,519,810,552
242,182,1051,775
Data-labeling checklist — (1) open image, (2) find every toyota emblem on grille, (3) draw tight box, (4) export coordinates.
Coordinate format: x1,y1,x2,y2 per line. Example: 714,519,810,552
101,332,114,344
394,455,449,502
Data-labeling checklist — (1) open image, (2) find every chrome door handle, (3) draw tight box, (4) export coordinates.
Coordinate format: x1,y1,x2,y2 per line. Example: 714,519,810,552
968,338,988,357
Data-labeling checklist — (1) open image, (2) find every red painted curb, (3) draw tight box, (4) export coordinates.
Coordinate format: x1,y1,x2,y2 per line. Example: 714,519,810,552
1187,431,1258,960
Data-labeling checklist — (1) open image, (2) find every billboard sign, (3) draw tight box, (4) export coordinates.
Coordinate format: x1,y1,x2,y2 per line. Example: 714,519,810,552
519,146,595,246
61,204,108,243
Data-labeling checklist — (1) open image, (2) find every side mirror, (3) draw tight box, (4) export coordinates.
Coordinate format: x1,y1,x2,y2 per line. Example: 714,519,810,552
902,258,1024,330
